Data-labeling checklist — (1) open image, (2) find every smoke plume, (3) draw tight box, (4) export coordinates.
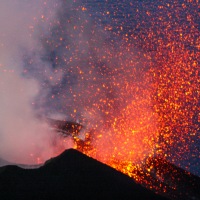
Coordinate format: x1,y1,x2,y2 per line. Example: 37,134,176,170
0,0,74,164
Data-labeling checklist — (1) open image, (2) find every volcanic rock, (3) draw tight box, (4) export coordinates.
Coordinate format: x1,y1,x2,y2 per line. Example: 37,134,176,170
140,156,200,200
0,149,168,200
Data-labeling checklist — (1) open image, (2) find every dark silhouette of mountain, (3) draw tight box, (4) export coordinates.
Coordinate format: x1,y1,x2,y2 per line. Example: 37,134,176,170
0,149,168,200
0,158,13,167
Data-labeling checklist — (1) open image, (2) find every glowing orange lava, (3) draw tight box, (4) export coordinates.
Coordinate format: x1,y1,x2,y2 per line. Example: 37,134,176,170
72,0,199,188
29,0,199,194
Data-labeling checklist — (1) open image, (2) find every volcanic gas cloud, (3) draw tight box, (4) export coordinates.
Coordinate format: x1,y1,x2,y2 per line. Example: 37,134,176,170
0,0,74,164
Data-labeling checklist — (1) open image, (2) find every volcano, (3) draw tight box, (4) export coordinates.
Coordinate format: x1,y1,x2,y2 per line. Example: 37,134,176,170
0,149,169,200
0,120,199,200
0,148,200,200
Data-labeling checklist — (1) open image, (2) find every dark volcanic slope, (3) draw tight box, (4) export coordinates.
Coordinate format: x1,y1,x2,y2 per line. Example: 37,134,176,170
141,157,200,200
0,158,13,167
0,149,168,200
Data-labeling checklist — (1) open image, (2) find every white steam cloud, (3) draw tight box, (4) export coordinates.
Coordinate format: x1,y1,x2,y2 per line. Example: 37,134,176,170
0,0,73,164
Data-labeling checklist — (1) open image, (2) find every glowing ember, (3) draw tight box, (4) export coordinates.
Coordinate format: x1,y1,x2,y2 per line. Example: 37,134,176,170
68,0,199,190
34,1,199,189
